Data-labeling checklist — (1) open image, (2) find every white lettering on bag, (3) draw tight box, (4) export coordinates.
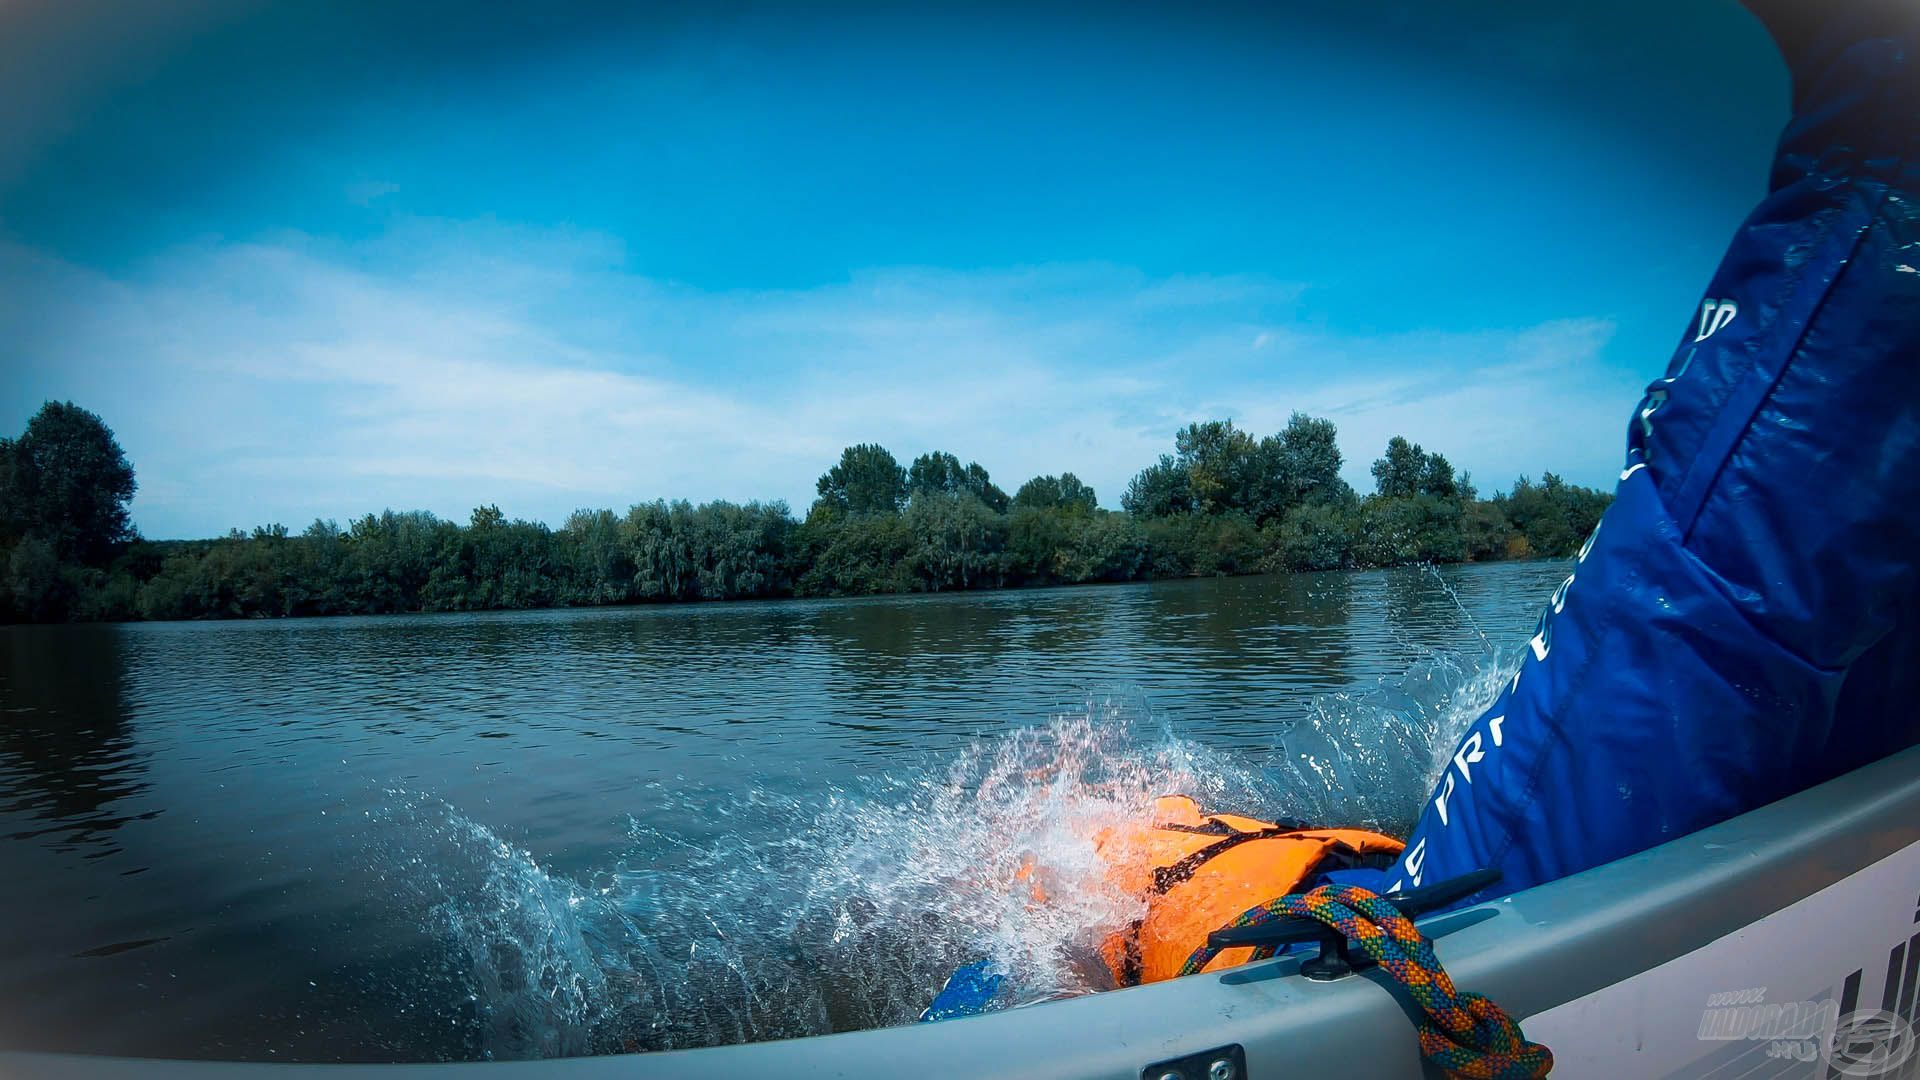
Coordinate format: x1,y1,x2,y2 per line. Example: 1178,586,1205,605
1696,298,1739,341
1407,513,1605,886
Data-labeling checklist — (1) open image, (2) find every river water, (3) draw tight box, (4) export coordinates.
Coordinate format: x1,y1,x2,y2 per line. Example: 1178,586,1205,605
0,561,1568,1062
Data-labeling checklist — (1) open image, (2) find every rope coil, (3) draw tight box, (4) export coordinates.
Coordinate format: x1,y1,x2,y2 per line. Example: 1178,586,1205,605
1180,882,1553,1079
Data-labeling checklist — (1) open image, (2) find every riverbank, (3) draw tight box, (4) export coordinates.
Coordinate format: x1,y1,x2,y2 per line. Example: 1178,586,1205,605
17,487,1598,624
2,403,1608,624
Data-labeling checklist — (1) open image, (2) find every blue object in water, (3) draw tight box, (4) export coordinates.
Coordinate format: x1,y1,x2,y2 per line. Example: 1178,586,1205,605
918,959,1006,1022
1388,0,1920,906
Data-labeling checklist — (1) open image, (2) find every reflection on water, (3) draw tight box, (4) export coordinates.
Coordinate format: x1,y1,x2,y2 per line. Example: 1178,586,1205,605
0,561,1568,1062
0,627,143,853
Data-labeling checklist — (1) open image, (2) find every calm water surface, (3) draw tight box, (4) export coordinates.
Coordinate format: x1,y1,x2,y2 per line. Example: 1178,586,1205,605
0,561,1568,1062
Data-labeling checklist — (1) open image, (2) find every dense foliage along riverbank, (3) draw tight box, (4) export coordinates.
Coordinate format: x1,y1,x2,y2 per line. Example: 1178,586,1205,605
0,402,1608,622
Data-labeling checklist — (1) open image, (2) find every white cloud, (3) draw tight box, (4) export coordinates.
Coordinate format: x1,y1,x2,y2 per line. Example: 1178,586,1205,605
0,225,1633,538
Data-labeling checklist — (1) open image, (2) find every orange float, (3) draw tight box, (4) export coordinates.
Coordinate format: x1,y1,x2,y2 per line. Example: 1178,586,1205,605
1093,795,1403,985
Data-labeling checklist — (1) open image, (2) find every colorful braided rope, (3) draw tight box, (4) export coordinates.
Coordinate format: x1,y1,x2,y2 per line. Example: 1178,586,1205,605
1179,882,1553,1079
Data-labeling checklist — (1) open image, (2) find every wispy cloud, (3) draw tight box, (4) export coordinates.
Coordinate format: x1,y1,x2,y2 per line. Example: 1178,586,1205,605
0,224,1633,538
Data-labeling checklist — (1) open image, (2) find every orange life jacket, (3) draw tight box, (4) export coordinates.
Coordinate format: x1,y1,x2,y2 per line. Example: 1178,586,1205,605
1094,795,1404,985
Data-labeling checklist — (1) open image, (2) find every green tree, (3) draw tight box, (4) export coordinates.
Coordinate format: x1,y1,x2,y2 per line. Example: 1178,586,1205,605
1276,412,1348,507
1461,498,1515,561
1057,511,1147,582
687,500,795,599
796,512,914,596
904,491,1007,590
1421,452,1459,498
1007,504,1071,583
1455,470,1480,504
1140,512,1264,577
1372,436,1465,501
1353,494,1464,567
4,535,71,621
1370,436,1427,499
964,463,1010,513
908,451,1010,512
1497,472,1610,558
344,510,450,613
296,519,351,614
558,508,635,606
1269,502,1355,572
816,443,907,516
1125,416,1338,524
625,500,699,600
1174,420,1259,514
1013,472,1097,513
1122,455,1193,517
3,402,137,566
0,396,1619,621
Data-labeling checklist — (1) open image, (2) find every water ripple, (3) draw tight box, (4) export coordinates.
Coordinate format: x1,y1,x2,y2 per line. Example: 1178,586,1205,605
0,561,1567,1061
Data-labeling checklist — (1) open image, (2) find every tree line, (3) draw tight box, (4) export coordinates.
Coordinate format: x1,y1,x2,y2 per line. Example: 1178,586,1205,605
0,401,1610,622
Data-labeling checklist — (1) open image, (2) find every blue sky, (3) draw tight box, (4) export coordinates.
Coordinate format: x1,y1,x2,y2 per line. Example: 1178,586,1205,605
0,1,1786,539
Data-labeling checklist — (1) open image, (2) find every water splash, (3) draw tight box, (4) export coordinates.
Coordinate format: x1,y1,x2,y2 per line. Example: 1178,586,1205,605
366,795,623,1059
1269,644,1518,833
375,657,1514,1060
1425,564,1493,654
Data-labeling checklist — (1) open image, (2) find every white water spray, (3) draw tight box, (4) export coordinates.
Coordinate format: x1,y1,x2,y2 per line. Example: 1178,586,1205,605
376,645,1516,1059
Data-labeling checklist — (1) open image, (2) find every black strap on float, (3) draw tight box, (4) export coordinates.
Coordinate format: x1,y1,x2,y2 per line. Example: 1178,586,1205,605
1151,826,1352,895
